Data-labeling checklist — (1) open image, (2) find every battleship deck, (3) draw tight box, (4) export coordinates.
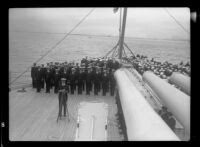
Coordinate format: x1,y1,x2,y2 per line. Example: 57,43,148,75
9,66,189,141
9,88,123,141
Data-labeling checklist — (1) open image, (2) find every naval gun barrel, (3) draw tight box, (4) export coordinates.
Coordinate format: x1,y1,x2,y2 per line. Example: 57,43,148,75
169,72,190,95
142,71,190,135
114,69,180,141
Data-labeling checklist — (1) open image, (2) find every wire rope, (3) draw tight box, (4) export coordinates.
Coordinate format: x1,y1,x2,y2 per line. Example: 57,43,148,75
9,8,95,85
164,8,190,34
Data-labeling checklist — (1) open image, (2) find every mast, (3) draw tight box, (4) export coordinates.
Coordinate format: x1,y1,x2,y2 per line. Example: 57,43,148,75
119,8,122,37
119,7,127,60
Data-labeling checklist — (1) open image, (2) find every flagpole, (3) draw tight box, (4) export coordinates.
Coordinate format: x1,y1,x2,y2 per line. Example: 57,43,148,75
119,7,127,60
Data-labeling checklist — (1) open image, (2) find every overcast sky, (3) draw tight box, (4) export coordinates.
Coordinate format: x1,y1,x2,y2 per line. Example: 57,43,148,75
9,8,190,40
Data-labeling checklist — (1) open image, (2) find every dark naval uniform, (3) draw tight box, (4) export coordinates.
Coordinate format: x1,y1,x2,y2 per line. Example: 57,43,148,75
99,68,104,91
74,67,80,91
86,70,92,95
31,63,37,88
93,71,100,95
110,71,116,96
54,69,60,93
97,70,102,92
102,72,109,96
45,68,51,93
60,70,68,84
82,68,87,91
77,70,84,94
50,67,55,89
41,65,46,89
36,67,42,92
106,70,110,93
69,70,76,94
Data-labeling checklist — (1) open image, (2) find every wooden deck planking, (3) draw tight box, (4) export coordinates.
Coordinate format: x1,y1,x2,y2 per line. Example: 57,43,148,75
9,87,122,141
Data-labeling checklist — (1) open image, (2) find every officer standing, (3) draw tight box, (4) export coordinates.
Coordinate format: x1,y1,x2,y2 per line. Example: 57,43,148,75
57,78,69,122
36,66,42,92
82,66,87,91
106,69,110,93
110,69,116,96
99,67,103,91
74,66,79,92
90,66,94,92
69,68,76,94
60,67,68,82
31,63,37,88
93,68,100,95
96,68,102,93
41,64,45,89
86,67,92,95
113,59,120,70
50,63,55,89
77,68,84,94
102,70,109,96
45,67,51,93
54,68,60,94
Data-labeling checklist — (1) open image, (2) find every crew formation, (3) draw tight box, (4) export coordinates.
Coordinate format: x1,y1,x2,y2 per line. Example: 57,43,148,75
123,54,191,79
30,55,189,129
31,57,120,96
31,54,191,95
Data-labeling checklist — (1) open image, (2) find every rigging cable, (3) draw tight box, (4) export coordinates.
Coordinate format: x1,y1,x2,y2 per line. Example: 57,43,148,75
164,8,190,34
9,8,95,85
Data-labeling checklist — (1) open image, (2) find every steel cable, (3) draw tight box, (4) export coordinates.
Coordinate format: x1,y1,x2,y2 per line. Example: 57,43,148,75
9,8,95,85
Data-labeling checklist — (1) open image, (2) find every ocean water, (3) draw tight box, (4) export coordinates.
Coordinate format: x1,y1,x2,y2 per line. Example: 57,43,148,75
9,32,190,87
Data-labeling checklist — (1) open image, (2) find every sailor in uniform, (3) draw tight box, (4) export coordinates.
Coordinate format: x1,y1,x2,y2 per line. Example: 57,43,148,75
99,67,103,91
77,68,84,94
86,67,92,95
69,68,76,94
31,63,37,88
45,67,51,93
81,63,86,91
36,65,42,92
110,69,116,96
41,64,45,89
96,67,102,93
102,70,109,96
93,68,100,95
74,66,79,92
54,68,60,94
106,69,110,93
50,62,55,89
60,67,68,82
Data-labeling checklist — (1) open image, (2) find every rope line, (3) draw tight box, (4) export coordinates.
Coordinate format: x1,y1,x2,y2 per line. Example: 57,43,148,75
123,42,135,57
9,8,95,85
164,8,190,34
